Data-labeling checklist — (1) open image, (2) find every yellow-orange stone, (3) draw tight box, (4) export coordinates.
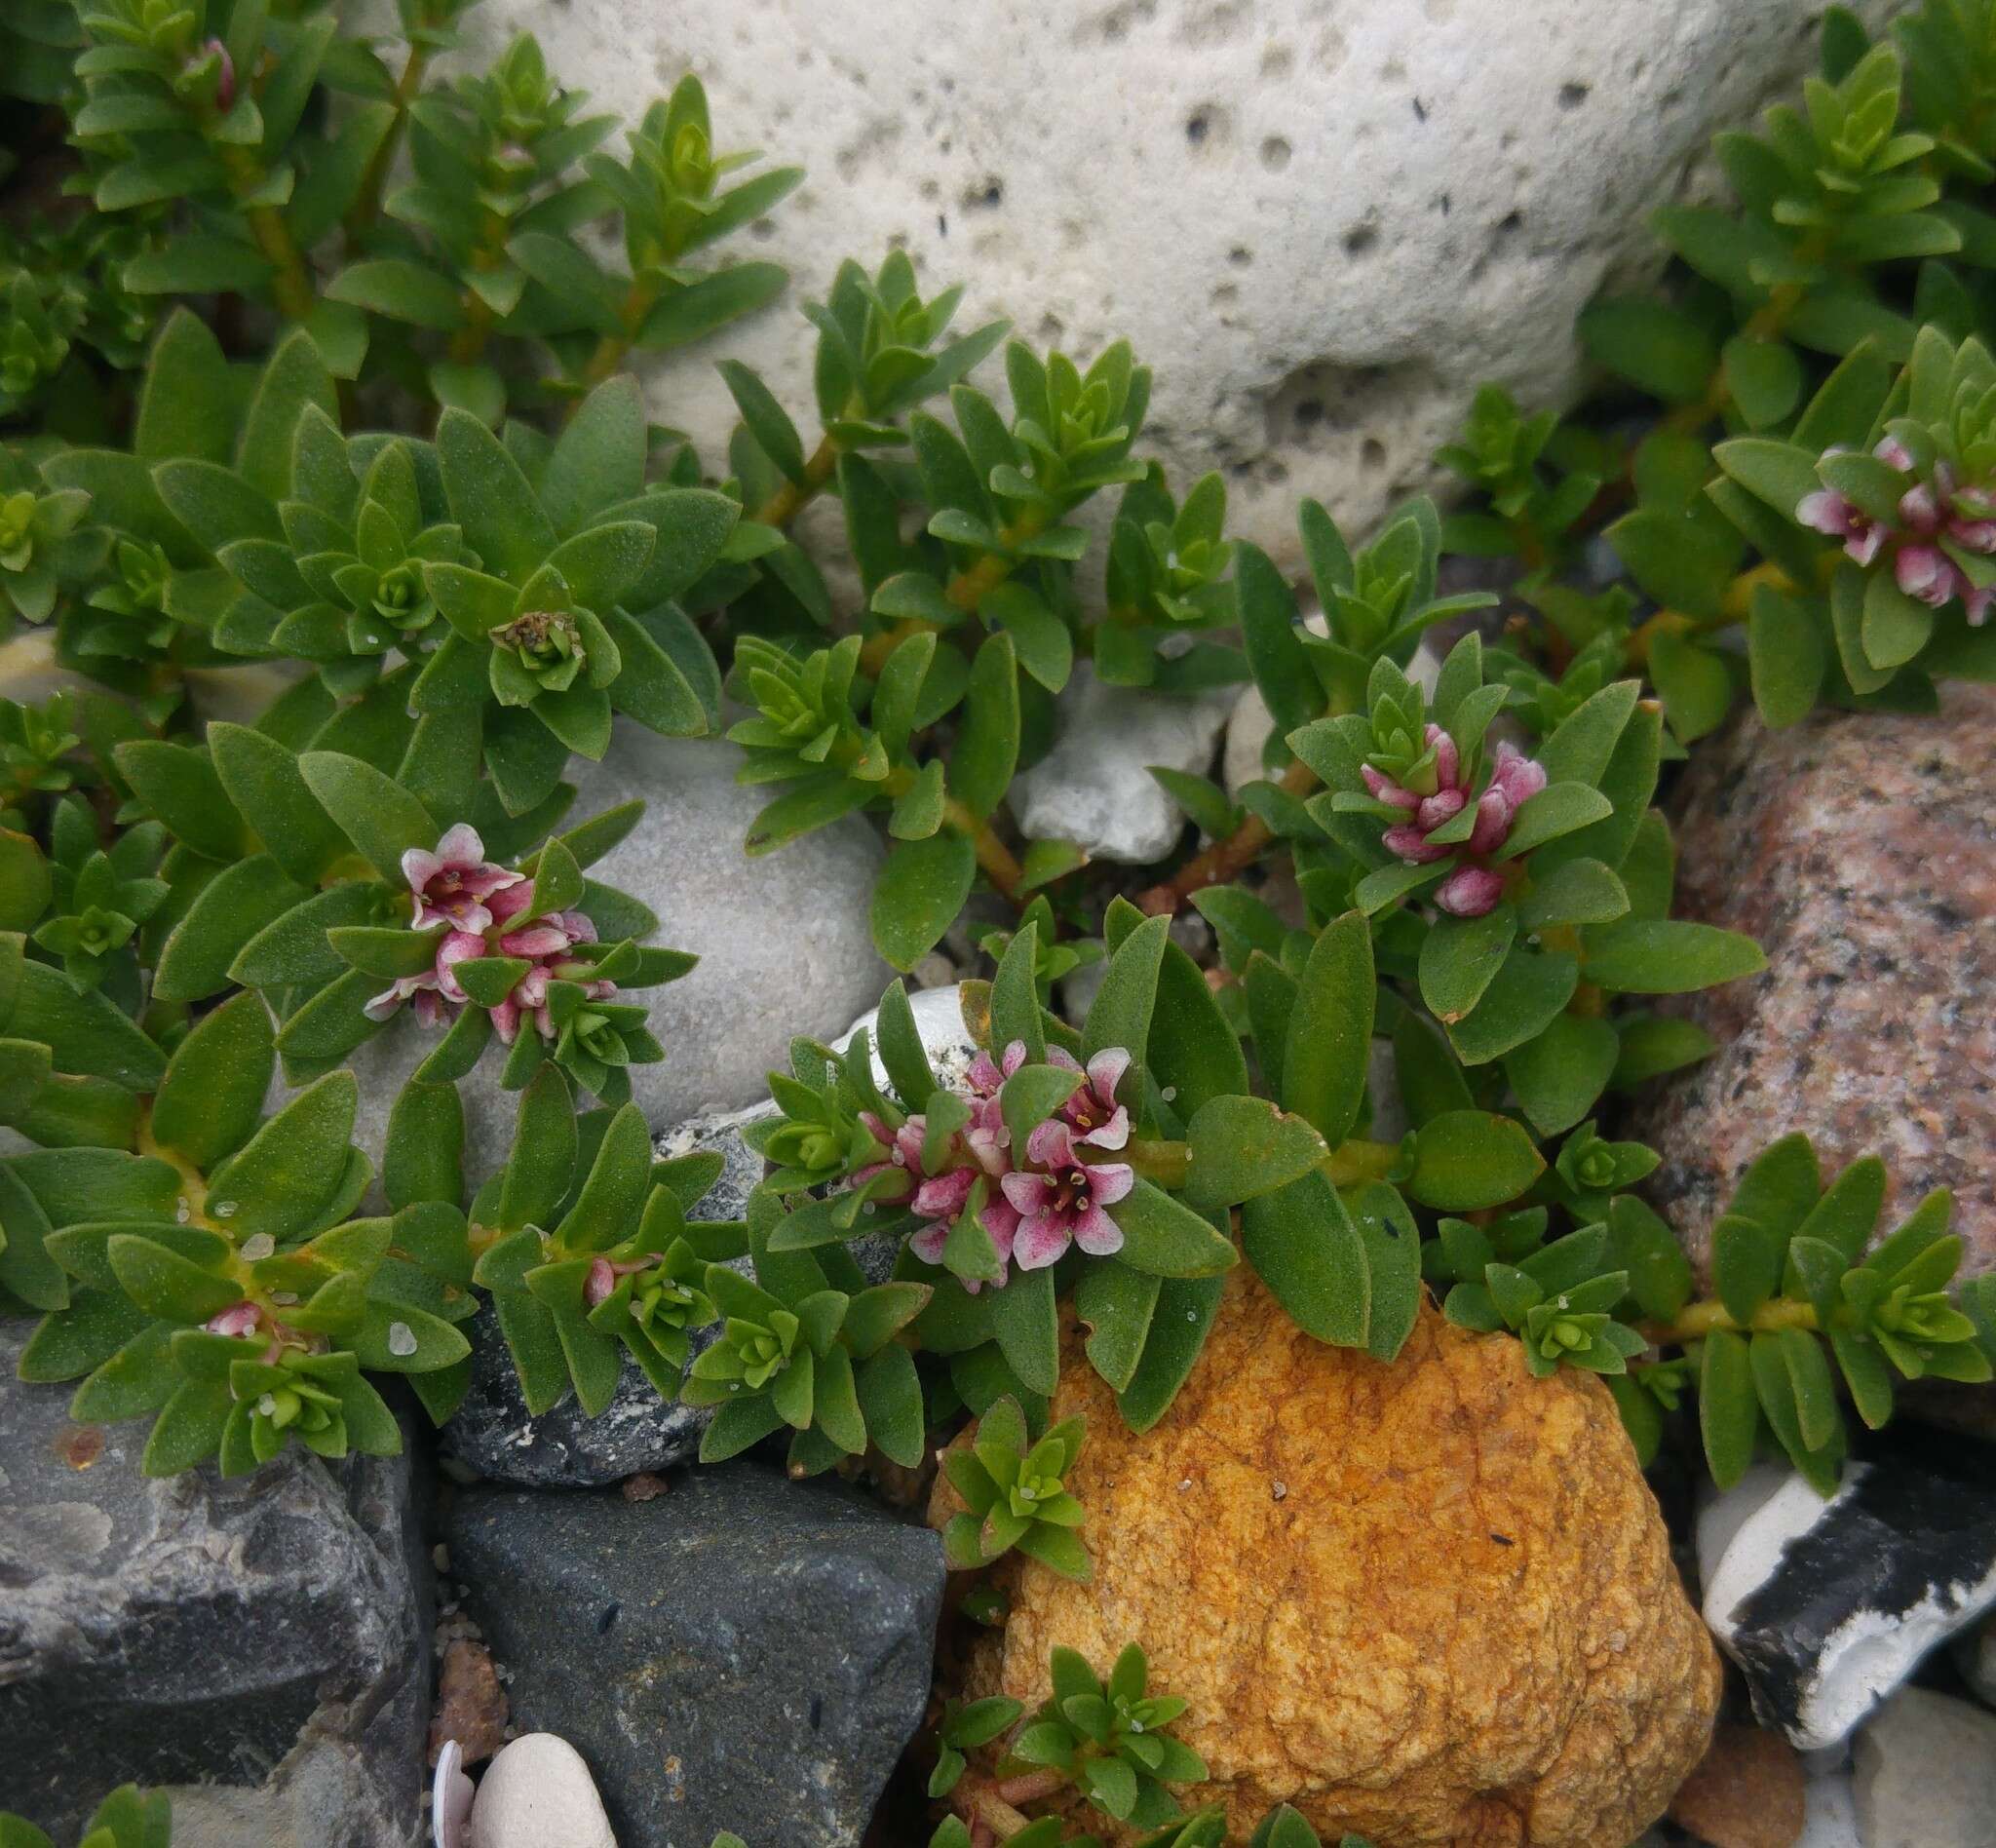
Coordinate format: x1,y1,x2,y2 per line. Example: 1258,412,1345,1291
951,1274,1721,1847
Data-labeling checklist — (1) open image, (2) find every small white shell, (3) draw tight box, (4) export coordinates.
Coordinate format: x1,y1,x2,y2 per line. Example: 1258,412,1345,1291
431,1737,476,1848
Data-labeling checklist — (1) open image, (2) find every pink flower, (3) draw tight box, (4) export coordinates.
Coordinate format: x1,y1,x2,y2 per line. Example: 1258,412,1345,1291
963,1040,1132,1160
999,1121,1134,1269
1796,488,1886,566
1967,583,1996,628
365,971,439,1024
1059,1047,1132,1150
965,1091,1013,1175
432,1739,474,1848
423,907,611,1043
965,1040,1029,1097
1896,544,1957,607
402,824,524,932
909,1191,1019,1292
854,1110,926,1188
1950,518,1996,553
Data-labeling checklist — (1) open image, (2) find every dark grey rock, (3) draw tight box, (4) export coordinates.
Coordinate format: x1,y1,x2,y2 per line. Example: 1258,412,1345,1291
443,1464,943,1848
439,1060,910,1489
0,1327,430,1847
1699,1433,1996,1750
439,1108,766,1487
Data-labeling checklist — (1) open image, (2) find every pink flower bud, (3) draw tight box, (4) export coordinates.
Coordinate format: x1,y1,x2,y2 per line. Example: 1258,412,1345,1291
1414,787,1466,831
1895,545,1957,608
584,1256,618,1309
1468,786,1513,856
1873,435,1915,472
1898,482,1941,533
1434,866,1508,917
1361,763,1420,810
1424,722,1461,791
205,39,235,111
1796,488,1854,538
1490,744,1548,809
1382,823,1451,865
433,929,488,1003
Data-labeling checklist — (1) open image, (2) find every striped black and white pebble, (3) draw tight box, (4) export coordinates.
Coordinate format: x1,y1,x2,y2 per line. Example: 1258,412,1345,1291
1698,1434,1996,1751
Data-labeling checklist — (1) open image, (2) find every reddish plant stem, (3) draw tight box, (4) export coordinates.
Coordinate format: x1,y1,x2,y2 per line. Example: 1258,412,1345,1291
995,1770,1066,1805
1135,754,1318,915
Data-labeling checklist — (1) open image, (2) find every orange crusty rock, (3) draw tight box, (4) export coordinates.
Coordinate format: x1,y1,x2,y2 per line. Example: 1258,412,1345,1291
941,1271,1720,1847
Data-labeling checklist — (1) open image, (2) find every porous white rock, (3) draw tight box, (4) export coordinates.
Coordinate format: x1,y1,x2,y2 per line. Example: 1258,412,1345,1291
1011,667,1238,863
467,1733,615,1848
460,0,1900,566
1852,1688,1996,1848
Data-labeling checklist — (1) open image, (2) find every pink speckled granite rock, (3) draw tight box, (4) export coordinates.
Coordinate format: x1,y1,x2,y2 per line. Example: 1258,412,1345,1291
1625,685,1996,1285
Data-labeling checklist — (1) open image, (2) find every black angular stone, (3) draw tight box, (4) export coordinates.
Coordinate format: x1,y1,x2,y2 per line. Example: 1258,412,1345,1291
442,1463,943,1847
1701,1429,1996,1749
0,1328,431,1846
437,1109,765,1487
439,1111,897,1486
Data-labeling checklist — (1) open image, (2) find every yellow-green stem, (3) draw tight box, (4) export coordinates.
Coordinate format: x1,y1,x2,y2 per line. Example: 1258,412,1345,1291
858,507,1052,675
1125,1134,1399,1192
571,273,665,404
345,38,431,239
942,795,1024,901
874,760,1025,905
1322,1138,1400,1187
751,430,845,527
1651,1296,1820,1344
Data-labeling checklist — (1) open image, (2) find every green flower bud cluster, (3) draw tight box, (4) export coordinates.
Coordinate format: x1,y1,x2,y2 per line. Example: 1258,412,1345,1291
1,453,97,629
940,1394,1092,1581
1003,1644,1208,1829
31,797,167,993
